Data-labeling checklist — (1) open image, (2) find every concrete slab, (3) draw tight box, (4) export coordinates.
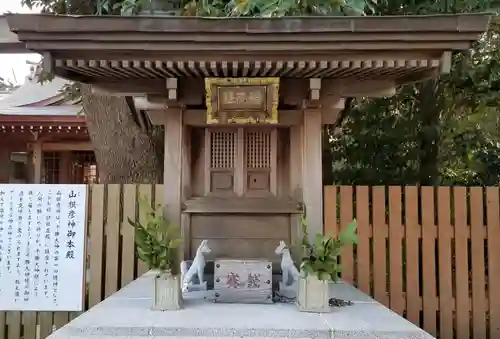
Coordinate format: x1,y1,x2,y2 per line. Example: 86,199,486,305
48,271,435,339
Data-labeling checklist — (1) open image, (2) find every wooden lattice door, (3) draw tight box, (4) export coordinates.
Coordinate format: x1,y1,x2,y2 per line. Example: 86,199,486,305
245,129,276,196
205,127,277,197
206,129,236,196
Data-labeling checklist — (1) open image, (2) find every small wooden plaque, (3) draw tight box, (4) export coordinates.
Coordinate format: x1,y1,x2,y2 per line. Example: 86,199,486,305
213,259,273,304
205,78,279,125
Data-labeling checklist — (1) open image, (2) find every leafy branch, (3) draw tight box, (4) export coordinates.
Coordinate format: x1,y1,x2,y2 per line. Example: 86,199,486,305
183,0,375,17
128,197,182,275
300,212,358,282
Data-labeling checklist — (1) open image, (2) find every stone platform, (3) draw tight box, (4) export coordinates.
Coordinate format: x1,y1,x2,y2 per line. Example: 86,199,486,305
49,271,434,339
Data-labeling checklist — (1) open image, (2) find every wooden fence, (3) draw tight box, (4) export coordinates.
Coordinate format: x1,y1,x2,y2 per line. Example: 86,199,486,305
0,184,499,339
324,185,500,339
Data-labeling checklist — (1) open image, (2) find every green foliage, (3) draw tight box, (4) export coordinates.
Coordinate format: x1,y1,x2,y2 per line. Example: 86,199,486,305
328,13,500,187
95,0,184,16
299,214,358,282
182,0,375,17
128,197,182,275
328,91,422,186
115,0,144,14
23,0,375,17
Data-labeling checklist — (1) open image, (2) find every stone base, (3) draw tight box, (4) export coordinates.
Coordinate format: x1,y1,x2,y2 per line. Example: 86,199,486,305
47,271,435,339
186,281,207,292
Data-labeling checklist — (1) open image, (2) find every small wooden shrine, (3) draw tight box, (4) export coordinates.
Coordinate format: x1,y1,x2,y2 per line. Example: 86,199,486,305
0,63,97,184
4,13,490,262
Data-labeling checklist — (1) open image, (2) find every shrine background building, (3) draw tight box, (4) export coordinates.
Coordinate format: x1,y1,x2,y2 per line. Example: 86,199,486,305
0,63,98,184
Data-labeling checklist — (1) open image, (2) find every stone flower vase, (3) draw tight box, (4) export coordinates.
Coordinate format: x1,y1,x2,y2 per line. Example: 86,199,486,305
296,274,330,313
152,272,182,311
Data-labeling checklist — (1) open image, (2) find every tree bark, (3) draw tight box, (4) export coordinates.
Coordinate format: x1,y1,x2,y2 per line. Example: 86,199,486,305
417,80,441,186
81,84,163,183
322,98,354,185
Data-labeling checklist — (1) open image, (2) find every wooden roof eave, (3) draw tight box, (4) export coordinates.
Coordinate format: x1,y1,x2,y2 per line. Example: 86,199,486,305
0,114,86,125
7,13,489,56
0,116,87,134
6,13,491,34
6,13,491,53
4,13,491,83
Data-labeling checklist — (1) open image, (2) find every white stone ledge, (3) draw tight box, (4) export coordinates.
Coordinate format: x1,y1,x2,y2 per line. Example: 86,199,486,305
49,271,435,339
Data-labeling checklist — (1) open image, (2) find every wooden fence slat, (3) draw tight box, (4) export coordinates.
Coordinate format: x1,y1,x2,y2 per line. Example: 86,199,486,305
0,312,5,339
88,185,105,308
454,187,470,339
121,185,137,288
104,184,120,298
372,186,389,307
486,187,500,338
421,187,436,336
323,186,337,237
22,311,37,339
38,312,53,339
355,186,370,295
53,312,69,332
7,312,21,339
470,187,486,339
388,186,404,316
69,312,80,321
404,186,420,326
137,185,152,276
154,184,165,208
339,186,354,283
437,187,453,339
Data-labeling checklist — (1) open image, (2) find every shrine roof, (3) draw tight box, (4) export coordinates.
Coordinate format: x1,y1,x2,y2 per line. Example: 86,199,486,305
0,76,70,107
0,74,84,128
0,109,86,134
5,12,490,36
0,105,84,125
1,13,492,83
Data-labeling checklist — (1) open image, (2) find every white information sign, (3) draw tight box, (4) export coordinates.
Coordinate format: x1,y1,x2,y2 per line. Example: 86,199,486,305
0,184,87,311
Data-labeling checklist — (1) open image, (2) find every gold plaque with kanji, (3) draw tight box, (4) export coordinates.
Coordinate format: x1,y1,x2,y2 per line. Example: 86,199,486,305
205,78,279,124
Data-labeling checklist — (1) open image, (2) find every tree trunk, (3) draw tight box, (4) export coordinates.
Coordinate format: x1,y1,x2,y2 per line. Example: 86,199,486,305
322,126,334,186
322,98,354,185
417,80,441,186
81,84,163,183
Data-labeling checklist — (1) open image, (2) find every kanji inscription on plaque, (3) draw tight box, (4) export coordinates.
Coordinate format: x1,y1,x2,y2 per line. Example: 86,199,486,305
205,78,279,125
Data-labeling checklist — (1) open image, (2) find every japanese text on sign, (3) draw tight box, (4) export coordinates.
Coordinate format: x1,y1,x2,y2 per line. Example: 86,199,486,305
0,185,87,311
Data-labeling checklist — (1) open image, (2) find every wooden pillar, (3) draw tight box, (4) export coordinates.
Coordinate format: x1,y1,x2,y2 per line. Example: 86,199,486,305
32,141,43,184
290,125,303,200
301,108,323,239
153,105,192,259
163,108,185,252
181,122,192,260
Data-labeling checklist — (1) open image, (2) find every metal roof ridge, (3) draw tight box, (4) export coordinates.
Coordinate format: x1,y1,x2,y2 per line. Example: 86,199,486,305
4,12,495,19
